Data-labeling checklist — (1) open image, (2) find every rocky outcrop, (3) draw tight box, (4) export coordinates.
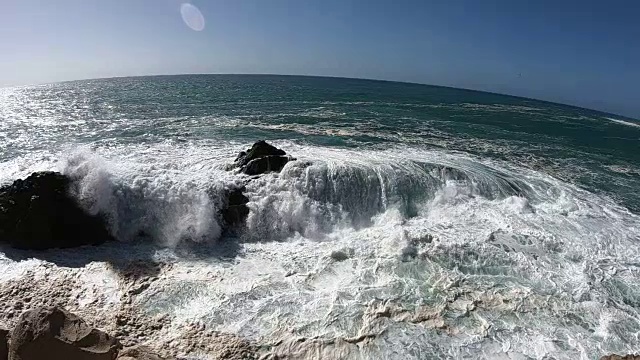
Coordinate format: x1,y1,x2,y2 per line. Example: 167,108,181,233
116,345,173,360
235,141,285,167
243,155,292,176
0,171,112,250
219,141,296,228
234,141,294,176
157,323,257,360
8,306,121,360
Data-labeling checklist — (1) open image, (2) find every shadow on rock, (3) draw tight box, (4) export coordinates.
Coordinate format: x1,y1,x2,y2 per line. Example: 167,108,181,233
0,237,242,274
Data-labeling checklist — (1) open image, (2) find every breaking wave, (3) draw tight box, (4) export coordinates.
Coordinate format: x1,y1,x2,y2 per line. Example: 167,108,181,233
607,117,640,129
2,140,640,358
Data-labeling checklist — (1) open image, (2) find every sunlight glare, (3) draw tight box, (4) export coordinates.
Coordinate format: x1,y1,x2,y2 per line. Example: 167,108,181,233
180,3,205,31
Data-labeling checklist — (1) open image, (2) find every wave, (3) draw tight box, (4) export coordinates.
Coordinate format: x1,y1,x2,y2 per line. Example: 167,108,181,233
3,141,640,358
24,143,548,247
4,142,634,248
243,146,537,241
122,144,640,359
606,117,640,128
52,145,242,247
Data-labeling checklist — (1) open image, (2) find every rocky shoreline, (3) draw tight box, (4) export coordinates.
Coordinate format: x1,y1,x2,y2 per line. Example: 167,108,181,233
0,140,292,250
0,141,291,359
0,304,256,360
0,141,636,359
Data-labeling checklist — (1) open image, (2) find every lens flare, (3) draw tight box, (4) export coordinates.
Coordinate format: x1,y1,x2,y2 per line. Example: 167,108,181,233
180,3,205,31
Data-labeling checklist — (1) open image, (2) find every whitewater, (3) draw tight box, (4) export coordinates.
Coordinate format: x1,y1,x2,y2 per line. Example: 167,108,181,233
1,75,640,359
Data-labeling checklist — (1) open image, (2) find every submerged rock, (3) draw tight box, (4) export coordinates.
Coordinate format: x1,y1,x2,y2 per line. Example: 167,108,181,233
234,141,294,175
0,171,112,250
8,306,121,360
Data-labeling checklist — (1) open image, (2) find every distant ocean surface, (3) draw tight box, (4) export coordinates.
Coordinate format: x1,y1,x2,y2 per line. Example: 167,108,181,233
1,75,640,359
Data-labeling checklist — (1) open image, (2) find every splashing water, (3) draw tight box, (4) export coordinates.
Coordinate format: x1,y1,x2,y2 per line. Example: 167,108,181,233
1,75,639,359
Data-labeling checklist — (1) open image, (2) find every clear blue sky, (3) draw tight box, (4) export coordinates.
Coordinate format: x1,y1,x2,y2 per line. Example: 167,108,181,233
1,0,638,118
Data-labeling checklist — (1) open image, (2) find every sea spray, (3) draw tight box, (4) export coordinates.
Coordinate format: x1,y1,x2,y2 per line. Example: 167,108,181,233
1,75,640,359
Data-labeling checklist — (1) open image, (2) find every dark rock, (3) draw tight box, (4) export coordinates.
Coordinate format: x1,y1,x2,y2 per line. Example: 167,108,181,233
0,171,112,250
234,151,247,163
409,233,434,246
223,205,250,227
400,246,418,262
219,141,296,231
234,141,294,175
226,187,249,206
8,306,121,360
601,355,640,360
330,250,350,262
235,141,286,168
0,328,8,360
221,187,250,227
116,345,173,360
243,155,292,176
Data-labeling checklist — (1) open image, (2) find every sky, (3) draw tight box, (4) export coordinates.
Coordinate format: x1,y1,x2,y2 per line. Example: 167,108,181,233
1,0,639,118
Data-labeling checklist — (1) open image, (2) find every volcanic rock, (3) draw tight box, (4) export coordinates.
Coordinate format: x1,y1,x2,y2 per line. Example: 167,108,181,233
0,171,112,250
221,187,250,226
243,155,292,176
235,141,293,175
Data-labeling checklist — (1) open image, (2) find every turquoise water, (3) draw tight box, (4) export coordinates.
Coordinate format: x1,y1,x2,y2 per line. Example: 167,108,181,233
1,75,640,359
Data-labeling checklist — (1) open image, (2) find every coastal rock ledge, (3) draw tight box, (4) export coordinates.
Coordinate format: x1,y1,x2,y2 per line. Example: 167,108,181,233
0,141,295,248
8,306,120,360
0,306,255,360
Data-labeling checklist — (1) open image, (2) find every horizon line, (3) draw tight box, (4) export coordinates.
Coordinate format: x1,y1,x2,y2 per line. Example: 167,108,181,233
2,72,638,121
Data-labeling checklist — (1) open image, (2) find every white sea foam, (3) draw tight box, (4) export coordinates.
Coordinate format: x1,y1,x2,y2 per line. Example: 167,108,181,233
606,117,640,128
1,142,640,359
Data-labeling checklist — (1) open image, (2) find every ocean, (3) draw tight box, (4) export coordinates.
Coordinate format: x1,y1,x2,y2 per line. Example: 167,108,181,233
1,74,640,359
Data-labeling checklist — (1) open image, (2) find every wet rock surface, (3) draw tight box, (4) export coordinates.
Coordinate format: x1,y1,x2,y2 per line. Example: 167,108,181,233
234,140,294,176
221,186,250,227
235,141,286,168
0,171,112,250
219,141,296,229
243,155,292,176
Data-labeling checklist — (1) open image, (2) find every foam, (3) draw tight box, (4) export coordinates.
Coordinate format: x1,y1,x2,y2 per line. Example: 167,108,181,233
606,117,640,128
2,142,640,358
